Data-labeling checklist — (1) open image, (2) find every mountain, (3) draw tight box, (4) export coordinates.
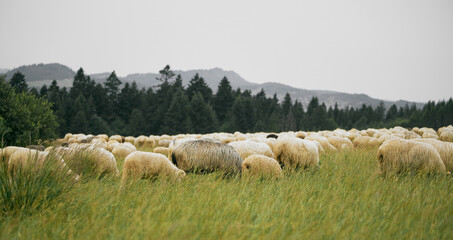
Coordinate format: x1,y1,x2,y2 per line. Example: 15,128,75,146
7,63,425,109
5,63,75,82
0,68,9,74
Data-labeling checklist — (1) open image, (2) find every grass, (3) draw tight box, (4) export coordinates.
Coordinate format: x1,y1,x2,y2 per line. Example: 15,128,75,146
0,147,452,239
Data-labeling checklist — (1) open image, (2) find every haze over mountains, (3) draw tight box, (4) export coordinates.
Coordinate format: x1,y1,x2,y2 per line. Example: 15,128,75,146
3,63,424,109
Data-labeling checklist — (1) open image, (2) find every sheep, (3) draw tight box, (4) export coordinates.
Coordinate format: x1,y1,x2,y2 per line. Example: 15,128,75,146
157,137,172,148
440,130,453,142
228,140,274,160
422,131,439,140
124,136,135,144
54,146,119,177
171,139,242,174
353,136,381,148
106,141,120,152
273,137,319,170
295,131,308,139
412,138,453,172
8,148,80,181
121,151,186,183
377,139,446,176
97,134,109,142
153,147,170,158
241,154,283,179
327,136,353,150
109,135,123,143
306,135,337,152
1,146,23,163
112,143,136,158
63,133,74,142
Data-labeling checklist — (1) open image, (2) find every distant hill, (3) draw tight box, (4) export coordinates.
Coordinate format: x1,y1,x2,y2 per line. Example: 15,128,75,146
9,63,425,109
0,68,9,74
5,63,75,82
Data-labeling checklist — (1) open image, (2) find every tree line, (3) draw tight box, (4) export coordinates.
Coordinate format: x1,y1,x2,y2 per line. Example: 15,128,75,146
2,65,453,145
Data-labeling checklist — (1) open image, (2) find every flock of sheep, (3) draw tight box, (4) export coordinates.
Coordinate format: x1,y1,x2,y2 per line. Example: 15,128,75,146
1,125,453,183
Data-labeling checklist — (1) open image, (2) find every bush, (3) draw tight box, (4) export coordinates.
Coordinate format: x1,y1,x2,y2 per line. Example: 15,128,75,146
0,76,58,146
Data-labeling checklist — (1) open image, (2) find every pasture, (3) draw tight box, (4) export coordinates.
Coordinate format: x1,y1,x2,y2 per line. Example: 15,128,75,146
1,147,452,239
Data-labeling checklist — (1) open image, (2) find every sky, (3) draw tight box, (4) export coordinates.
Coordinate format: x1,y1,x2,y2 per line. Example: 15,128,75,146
1,0,452,103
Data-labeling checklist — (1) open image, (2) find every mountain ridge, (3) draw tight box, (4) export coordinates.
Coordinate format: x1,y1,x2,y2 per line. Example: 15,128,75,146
4,63,425,109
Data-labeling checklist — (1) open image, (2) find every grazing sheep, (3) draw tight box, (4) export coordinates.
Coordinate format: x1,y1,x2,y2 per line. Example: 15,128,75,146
109,135,123,143
121,151,186,183
133,136,146,147
273,137,319,170
107,141,120,152
1,146,23,163
306,135,337,152
327,136,353,150
124,136,135,144
153,147,170,158
412,138,453,172
112,143,136,158
353,136,381,148
241,154,282,179
422,131,439,140
97,134,109,142
157,138,172,148
55,146,119,176
171,139,242,174
8,148,80,181
377,139,446,176
295,131,308,139
228,140,274,160
440,130,453,142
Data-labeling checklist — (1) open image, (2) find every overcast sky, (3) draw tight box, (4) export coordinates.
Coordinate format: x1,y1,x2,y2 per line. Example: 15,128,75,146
1,0,452,102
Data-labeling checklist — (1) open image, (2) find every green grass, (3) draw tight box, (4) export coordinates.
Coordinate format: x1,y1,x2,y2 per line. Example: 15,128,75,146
0,148,452,239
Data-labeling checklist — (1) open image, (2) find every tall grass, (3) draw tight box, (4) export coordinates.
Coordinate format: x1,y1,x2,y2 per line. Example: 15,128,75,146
0,151,75,216
0,148,452,239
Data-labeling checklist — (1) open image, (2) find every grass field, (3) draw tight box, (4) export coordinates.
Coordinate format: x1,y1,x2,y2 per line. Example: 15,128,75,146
1,147,452,239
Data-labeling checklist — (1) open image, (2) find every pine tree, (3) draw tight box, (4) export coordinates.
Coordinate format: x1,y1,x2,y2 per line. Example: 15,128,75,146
282,93,292,116
125,108,146,136
161,89,192,134
156,65,176,83
40,85,48,98
186,73,212,102
89,114,110,135
213,77,234,122
9,71,28,93
189,92,217,133
104,71,122,103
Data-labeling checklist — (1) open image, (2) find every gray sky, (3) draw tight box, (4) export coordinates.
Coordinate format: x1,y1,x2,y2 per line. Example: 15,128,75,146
1,0,452,102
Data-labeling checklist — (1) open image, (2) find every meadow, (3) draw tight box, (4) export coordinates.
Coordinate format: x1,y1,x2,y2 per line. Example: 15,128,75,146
1,147,452,239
